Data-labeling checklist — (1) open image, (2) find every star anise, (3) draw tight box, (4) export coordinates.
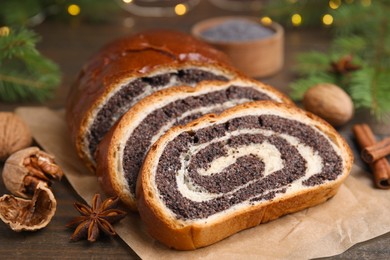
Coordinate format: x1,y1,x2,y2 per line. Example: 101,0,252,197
330,54,361,75
66,194,127,242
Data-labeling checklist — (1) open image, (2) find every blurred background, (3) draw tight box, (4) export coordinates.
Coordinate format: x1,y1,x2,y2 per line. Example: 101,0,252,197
1,0,388,125
2,0,389,168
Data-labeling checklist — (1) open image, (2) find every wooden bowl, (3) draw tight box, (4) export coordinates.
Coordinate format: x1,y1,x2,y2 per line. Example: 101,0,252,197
192,16,284,78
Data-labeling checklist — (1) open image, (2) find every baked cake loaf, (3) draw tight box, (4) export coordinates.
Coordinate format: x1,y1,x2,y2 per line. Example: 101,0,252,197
95,79,292,210
66,30,240,170
137,101,353,250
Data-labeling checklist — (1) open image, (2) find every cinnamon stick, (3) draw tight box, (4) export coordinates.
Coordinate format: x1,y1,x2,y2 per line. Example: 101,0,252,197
361,136,390,163
352,124,390,189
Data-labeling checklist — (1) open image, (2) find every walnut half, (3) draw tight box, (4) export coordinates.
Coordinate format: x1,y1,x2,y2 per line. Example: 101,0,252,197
0,182,57,231
2,147,63,198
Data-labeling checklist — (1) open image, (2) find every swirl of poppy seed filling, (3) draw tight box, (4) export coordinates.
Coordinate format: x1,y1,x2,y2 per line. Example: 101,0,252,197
122,86,274,198
154,115,343,220
87,69,229,159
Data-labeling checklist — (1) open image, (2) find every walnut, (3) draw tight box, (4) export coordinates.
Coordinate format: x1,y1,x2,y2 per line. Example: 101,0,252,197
2,147,63,199
0,112,32,161
303,83,354,127
0,182,56,231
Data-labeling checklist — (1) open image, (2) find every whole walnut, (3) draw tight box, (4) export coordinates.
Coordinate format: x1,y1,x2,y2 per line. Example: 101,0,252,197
0,112,32,161
303,83,354,127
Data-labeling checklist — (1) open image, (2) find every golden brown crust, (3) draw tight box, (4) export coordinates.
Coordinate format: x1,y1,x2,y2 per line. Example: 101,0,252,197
95,79,293,211
94,124,117,197
137,101,353,250
65,29,240,171
95,117,139,209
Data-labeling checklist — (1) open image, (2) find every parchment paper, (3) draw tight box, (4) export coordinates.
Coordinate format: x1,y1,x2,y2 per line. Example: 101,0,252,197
16,107,390,260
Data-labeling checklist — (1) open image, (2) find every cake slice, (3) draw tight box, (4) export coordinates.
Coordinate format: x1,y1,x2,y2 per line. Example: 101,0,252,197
66,29,240,170
95,79,292,210
137,101,353,250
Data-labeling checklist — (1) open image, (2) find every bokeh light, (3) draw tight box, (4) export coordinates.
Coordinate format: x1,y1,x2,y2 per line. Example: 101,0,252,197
68,4,80,16
322,14,334,26
291,14,302,26
260,16,272,26
0,26,10,36
329,0,341,10
175,4,187,15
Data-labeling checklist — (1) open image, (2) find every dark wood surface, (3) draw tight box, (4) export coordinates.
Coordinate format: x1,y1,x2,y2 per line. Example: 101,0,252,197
1,1,390,259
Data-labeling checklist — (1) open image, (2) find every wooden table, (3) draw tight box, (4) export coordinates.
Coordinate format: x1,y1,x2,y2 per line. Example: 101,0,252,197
1,1,390,259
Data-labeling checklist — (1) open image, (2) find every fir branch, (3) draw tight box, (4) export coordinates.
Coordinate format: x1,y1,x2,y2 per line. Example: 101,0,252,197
375,71,390,114
289,73,336,100
348,68,373,110
294,52,331,76
331,36,366,57
333,2,389,37
0,74,46,89
0,29,39,60
0,27,60,102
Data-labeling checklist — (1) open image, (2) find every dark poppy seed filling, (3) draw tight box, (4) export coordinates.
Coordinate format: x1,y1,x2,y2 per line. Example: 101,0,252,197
189,154,266,193
154,115,344,220
122,86,274,198
87,69,229,159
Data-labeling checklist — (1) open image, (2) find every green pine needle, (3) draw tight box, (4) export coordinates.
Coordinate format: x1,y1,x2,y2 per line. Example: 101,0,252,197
290,73,336,100
0,28,38,60
371,70,390,116
294,52,331,76
348,68,373,110
349,68,390,117
0,27,60,102
332,36,366,57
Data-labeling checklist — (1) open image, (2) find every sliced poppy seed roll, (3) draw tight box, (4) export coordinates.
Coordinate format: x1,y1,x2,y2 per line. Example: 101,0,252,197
95,78,293,210
137,101,353,250
66,29,240,170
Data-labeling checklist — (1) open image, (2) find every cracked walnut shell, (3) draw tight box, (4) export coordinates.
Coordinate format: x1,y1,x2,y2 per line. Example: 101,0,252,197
0,182,57,231
2,147,63,199
0,112,32,161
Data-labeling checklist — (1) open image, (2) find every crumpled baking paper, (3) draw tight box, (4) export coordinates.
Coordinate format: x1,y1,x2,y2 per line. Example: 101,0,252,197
16,107,390,260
